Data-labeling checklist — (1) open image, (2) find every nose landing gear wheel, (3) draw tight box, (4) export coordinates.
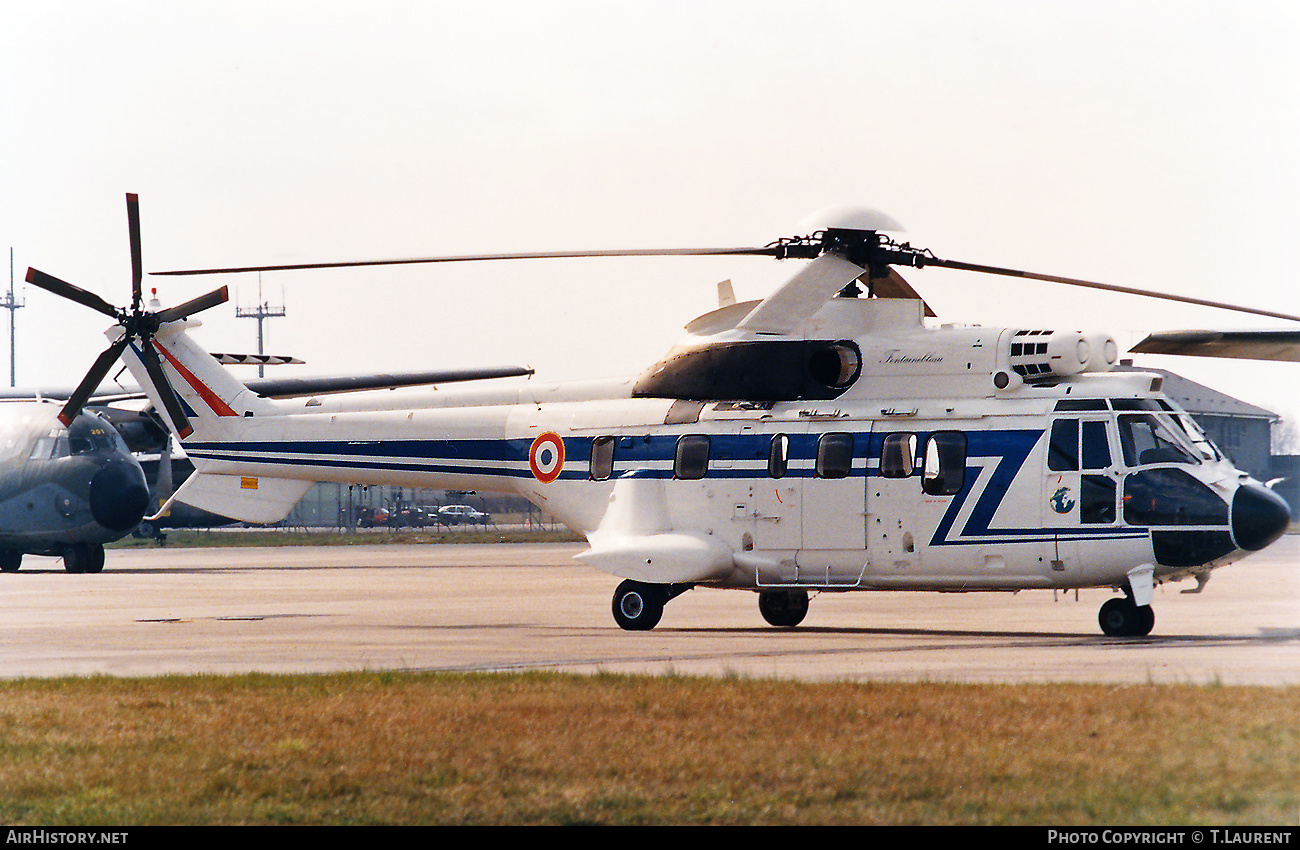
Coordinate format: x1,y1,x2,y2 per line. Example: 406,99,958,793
758,589,809,627
1098,596,1155,637
63,543,105,574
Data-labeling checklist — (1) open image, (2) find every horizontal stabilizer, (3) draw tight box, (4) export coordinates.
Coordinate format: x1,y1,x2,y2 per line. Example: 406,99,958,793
212,353,305,365
167,472,313,524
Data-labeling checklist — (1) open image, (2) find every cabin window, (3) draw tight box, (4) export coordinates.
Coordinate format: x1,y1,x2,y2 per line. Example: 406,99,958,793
816,433,853,479
767,434,789,479
922,431,966,496
880,432,916,478
589,436,615,481
675,435,710,480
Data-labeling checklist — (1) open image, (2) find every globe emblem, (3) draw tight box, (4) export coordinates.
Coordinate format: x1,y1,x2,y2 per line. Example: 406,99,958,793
1051,486,1075,514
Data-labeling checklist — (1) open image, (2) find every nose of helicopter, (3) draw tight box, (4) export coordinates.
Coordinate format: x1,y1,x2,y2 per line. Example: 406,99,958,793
89,461,151,532
1231,482,1292,553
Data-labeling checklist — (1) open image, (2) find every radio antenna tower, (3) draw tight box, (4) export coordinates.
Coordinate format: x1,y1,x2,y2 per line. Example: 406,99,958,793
235,274,286,377
3,249,24,387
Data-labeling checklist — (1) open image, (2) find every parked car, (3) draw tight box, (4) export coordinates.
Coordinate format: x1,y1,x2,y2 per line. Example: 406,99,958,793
355,506,390,527
438,504,490,526
389,506,433,528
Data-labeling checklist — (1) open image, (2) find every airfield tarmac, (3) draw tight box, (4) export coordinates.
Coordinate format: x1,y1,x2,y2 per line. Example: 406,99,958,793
0,535,1296,685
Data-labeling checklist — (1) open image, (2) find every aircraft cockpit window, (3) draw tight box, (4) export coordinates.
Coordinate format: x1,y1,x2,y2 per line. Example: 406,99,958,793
1053,399,1108,411
922,431,966,496
880,432,917,478
1174,414,1222,462
590,436,615,481
1117,414,1197,467
815,433,853,479
1081,421,1112,469
1048,420,1079,471
675,435,710,480
66,418,121,455
767,434,789,479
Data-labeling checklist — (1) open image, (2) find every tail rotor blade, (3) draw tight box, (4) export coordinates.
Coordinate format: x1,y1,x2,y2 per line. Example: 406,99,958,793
127,193,143,310
25,268,120,318
57,336,131,426
140,342,193,439
154,285,229,324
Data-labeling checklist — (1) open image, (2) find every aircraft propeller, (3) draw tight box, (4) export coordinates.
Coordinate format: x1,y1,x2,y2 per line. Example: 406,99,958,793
25,194,229,438
154,212,1300,324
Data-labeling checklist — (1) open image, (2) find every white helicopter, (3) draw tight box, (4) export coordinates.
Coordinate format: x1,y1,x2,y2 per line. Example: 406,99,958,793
27,197,1296,636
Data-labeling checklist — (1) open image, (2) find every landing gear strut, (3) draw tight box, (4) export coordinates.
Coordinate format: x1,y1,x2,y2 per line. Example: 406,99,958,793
758,589,809,627
611,580,692,631
1098,596,1155,637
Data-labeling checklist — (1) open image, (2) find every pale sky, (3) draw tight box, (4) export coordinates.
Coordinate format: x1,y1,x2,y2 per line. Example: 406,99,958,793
2,1,1297,426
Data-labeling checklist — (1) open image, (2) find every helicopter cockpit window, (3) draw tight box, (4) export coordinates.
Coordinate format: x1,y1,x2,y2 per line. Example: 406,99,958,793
922,431,966,496
1081,421,1112,469
1117,414,1197,467
1173,413,1222,462
1049,419,1113,472
590,436,615,481
675,435,710,480
880,432,917,478
815,433,853,479
1048,420,1079,471
767,434,789,479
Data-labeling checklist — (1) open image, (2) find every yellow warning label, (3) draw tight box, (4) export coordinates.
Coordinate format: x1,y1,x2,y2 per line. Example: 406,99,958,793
240,477,259,490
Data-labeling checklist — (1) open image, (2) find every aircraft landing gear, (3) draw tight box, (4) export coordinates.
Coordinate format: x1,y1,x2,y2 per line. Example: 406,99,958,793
1098,596,1155,637
0,550,21,572
63,543,105,574
611,580,692,631
758,589,809,627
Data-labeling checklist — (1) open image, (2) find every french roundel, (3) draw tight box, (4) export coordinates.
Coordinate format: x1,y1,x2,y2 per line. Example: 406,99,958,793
529,432,565,483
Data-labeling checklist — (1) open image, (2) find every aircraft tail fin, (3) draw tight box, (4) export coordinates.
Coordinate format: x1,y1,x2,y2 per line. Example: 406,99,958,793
120,320,275,443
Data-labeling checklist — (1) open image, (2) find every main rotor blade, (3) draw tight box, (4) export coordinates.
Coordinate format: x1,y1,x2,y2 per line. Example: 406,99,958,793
140,342,193,439
24,268,120,318
152,246,781,276
58,336,132,426
154,285,229,323
1130,329,1300,362
126,193,143,310
926,257,1300,323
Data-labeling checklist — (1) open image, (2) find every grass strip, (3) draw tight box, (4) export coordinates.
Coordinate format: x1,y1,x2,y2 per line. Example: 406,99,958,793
0,671,1294,825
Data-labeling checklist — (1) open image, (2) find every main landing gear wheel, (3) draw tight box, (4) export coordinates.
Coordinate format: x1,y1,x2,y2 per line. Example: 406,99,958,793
612,580,666,631
758,589,809,628
1098,597,1155,637
63,543,105,574
0,550,21,572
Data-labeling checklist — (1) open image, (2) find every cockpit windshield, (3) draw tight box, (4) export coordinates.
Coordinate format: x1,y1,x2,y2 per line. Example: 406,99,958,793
1172,412,1223,462
29,415,127,460
1117,413,1198,467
